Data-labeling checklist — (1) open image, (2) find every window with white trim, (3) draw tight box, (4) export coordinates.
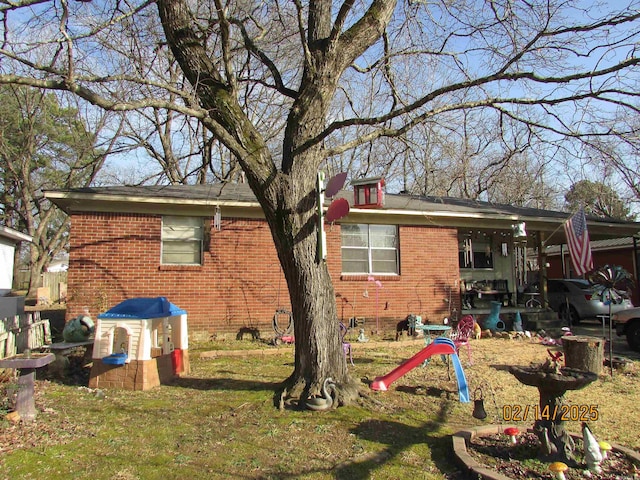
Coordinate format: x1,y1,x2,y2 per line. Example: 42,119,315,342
459,236,493,270
341,224,399,274
161,216,204,265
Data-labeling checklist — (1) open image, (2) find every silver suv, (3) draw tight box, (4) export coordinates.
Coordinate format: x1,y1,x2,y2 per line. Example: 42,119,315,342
546,278,633,325
611,307,640,351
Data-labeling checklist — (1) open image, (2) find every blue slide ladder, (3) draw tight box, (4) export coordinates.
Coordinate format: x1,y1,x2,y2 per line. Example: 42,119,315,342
432,337,470,403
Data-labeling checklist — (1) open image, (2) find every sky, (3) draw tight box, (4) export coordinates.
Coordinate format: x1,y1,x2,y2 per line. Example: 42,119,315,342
79,0,640,212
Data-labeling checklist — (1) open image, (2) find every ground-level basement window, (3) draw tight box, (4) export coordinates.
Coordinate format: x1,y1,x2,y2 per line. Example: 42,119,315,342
161,216,204,265
341,224,399,275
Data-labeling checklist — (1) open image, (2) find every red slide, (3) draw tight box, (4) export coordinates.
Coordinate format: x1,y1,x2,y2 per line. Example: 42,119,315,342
370,342,456,391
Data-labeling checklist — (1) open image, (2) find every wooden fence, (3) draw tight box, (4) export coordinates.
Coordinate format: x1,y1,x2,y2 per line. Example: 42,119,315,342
0,312,52,359
13,271,67,303
13,271,30,291
42,272,67,303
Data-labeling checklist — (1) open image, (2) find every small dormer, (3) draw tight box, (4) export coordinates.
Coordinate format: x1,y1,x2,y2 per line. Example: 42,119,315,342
352,177,385,208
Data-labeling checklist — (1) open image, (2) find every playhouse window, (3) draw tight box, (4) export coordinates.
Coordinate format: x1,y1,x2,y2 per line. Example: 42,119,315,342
162,216,204,265
341,224,398,275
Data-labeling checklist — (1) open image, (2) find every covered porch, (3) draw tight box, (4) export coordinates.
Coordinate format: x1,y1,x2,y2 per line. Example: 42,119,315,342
454,209,640,323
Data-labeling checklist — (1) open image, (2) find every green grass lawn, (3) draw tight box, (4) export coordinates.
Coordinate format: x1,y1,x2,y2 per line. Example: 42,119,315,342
1,337,639,479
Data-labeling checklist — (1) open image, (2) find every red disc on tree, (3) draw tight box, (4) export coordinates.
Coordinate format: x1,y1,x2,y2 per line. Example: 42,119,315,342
324,172,348,198
325,198,350,223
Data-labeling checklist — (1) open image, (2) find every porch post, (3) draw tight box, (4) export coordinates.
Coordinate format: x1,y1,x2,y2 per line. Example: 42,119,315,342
633,236,639,304
538,232,547,308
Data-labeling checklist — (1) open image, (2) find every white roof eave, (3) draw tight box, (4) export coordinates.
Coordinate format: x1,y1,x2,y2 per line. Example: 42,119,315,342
45,191,640,242
0,225,33,243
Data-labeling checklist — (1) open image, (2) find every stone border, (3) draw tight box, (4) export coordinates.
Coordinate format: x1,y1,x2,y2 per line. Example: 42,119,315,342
452,425,516,480
452,424,640,480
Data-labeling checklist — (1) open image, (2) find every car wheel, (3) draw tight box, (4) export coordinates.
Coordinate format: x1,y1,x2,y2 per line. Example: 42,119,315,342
626,321,640,352
559,304,580,325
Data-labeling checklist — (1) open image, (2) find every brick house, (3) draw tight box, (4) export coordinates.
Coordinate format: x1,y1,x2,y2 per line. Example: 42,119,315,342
45,182,640,340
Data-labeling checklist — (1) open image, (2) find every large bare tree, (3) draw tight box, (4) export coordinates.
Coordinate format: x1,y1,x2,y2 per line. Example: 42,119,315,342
576,113,640,214
1,0,639,405
0,85,122,296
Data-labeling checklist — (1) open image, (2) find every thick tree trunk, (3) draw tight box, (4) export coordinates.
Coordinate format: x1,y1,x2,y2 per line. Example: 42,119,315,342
269,66,359,407
26,245,42,298
156,0,397,409
267,177,357,408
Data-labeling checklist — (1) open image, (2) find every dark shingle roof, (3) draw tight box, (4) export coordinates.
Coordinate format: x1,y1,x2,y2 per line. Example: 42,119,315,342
64,183,259,204
45,182,640,243
58,183,619,223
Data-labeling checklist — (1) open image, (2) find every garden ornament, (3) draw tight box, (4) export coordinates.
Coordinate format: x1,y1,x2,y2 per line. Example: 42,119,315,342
305,378,336,411
582,421,603,473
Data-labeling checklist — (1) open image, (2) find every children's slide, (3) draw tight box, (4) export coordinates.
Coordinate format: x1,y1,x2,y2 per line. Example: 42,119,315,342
370,337,470,403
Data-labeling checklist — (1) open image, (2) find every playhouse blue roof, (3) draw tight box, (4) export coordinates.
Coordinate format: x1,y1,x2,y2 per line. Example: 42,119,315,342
97,297,186,319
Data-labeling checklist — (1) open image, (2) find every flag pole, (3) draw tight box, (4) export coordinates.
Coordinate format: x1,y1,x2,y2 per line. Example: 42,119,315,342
540,210,582,279
540,208,583,249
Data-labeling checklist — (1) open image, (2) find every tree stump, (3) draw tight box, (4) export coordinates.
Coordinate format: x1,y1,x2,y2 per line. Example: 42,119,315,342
562,335,604,375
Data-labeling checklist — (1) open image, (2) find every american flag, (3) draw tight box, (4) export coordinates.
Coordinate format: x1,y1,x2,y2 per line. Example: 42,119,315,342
563,208,593,276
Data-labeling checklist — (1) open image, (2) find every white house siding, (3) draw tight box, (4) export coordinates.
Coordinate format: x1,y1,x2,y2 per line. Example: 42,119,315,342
0,238,15,295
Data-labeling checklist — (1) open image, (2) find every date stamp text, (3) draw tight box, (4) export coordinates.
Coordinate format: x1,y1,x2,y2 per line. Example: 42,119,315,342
501,404,599,422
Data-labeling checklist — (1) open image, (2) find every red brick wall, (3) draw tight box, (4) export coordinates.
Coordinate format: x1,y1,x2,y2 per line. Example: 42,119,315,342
67,212,460,338
328,225,461,329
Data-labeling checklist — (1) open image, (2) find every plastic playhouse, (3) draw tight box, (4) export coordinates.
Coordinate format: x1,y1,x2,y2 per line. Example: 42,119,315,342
89,297,189,391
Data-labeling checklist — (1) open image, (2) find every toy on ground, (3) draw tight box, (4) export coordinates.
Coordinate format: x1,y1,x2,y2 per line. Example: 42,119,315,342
513,311,523,332
357,328,369,342
62,312,94,342
272,308,294,345
370,337,470,402
91,297,189,391
340,323,354,366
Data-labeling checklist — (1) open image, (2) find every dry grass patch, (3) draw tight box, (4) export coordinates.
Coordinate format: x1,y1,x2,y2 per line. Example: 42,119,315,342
0,336,638,479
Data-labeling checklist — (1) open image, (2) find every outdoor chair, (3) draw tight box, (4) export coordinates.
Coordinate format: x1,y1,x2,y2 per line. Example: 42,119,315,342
450,314,475,365
492,279,512,306
340,322,354,366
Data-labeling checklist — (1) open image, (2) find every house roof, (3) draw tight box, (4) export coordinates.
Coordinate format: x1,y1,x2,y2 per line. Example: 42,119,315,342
0,225,32,243
45,183,640,246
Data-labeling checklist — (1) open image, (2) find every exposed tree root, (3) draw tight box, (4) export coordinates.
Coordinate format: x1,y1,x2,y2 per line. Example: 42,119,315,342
275,374,362,411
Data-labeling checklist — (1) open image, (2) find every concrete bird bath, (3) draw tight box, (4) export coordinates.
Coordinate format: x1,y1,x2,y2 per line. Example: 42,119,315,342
0,352,54,421
509,363,598,464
